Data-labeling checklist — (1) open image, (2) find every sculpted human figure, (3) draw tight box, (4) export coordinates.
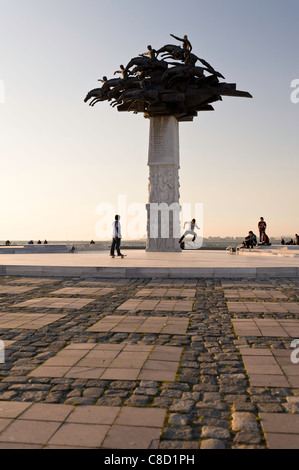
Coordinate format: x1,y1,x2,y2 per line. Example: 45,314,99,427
98,76,108,84
114,65,129,79
139,45,157,61
170,34,192,52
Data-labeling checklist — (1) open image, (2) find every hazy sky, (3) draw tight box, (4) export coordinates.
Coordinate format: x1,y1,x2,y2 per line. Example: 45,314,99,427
0,0,298,240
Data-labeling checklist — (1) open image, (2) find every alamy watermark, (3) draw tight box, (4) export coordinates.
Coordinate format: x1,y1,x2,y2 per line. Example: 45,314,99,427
291,339,299,364
0,80,5,104
0,341,4,364
95,195,203,244
290,79,299,104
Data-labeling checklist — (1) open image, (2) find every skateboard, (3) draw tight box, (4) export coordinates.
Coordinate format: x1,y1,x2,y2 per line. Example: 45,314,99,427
111,255,127,259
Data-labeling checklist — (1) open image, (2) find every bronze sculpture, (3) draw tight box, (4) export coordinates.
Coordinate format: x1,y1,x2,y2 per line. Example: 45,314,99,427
85,34,252,121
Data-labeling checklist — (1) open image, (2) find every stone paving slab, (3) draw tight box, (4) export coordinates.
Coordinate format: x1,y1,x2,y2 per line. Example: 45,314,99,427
0,401,166,449
222,280,293,288
135,288,196,298
50,287,115,296
0,286,38,295
117,299,194,312
28,343,183,382
0,312,66,329
232,319,299,338
5,278,61,285
259,413,299,449
224,289,288,299
88,315,189,335
75,280,131,287
227,302,299,314
13,297,95,310
238,347,298,388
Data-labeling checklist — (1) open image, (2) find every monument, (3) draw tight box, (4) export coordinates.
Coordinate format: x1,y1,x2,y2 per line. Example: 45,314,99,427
85,34,252,252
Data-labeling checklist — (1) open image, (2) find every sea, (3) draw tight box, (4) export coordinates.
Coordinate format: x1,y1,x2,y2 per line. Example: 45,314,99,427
0,238,285,250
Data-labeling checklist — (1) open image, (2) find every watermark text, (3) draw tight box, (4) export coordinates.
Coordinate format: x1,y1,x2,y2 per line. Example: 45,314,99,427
290,79,299,104
291,339,299,364
0,341,5,364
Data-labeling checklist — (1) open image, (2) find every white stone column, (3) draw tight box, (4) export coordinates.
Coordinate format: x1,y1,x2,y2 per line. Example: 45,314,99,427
146,116,182,252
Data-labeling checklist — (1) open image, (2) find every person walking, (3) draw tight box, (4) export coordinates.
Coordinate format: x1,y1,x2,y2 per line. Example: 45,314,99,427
258,217,267,242
179,219,200,244
110,215,125,258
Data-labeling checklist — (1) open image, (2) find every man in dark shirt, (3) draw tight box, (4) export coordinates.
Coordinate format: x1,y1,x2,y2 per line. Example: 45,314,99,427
258,217,267,242
242,231,257,249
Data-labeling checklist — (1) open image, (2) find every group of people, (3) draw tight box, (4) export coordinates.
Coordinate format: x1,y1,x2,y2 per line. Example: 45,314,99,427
5,240,48,246
241,217,270,249
242,218,299,249
281,234,299,246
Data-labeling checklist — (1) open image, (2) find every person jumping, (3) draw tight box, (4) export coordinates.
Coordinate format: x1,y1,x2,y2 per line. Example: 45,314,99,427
179,219,200,244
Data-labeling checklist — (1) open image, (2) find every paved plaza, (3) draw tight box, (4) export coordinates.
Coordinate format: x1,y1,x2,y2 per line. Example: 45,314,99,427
0,274,298,449
0,249,299,279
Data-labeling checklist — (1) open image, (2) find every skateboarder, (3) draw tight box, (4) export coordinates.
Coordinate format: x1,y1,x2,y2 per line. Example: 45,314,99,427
179,219,200,244
110,215,126,258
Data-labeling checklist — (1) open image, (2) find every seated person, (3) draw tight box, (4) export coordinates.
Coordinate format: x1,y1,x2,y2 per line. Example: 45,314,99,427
259,233,271,246
286,238,294,245
281,238,285,245
295,234,299,245
241,231,257,248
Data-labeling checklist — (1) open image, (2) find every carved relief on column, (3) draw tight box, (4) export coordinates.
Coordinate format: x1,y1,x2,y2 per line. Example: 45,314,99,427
148,165,180,205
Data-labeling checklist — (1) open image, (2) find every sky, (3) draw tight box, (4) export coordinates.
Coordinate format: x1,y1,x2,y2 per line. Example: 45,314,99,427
0,0,298,241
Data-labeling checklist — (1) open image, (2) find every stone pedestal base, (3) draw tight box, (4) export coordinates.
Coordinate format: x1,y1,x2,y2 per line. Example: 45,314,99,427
146,116,182,253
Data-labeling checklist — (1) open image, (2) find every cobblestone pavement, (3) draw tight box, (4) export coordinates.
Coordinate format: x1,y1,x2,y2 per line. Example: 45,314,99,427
0,275,298,449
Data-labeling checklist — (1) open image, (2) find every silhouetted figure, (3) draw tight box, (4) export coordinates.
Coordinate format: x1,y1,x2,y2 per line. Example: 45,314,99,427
90,240,95,244
281,238,285,245
295,234,299,245
44,240,48,244
5,240,11,246
37,240,42,244
286,239,294,245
